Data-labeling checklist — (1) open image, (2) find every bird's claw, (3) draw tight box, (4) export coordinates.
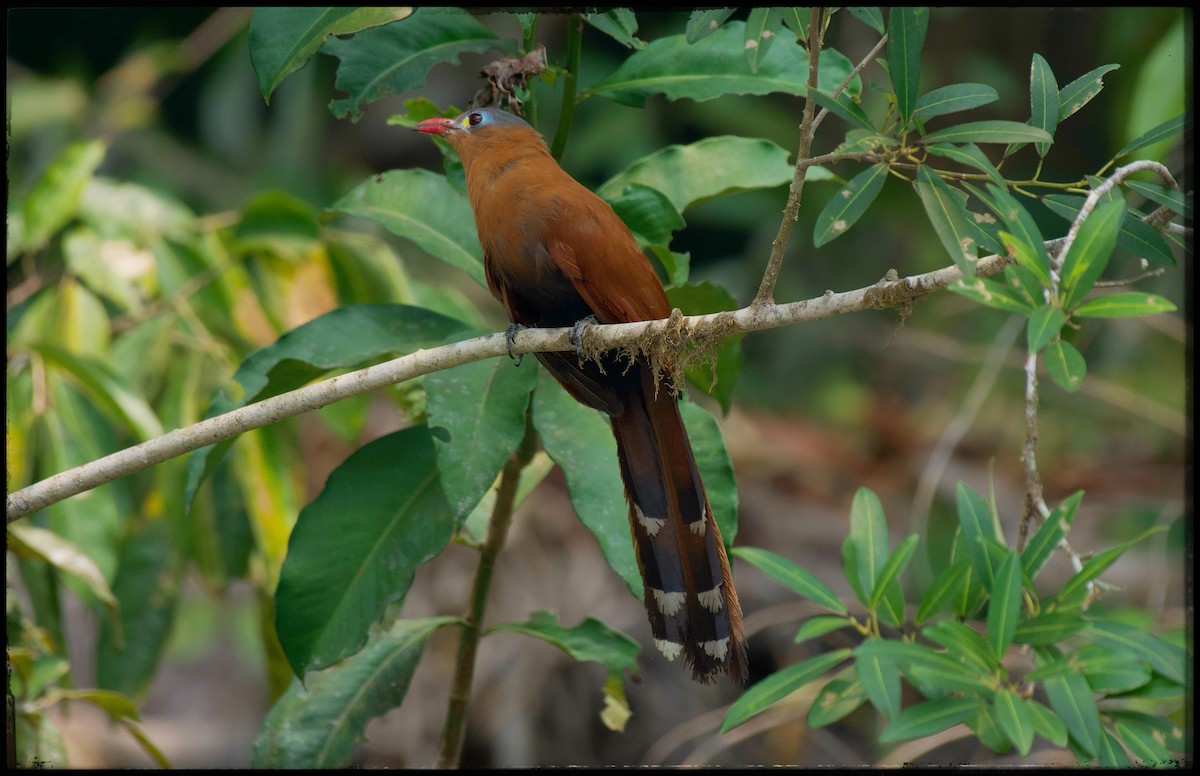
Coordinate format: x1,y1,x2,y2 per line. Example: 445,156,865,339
505,322,527,366
570,315,599,357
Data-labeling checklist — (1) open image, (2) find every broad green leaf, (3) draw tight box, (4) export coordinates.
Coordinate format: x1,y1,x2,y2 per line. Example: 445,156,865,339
880,697,982,743
949,277,1036,315
19,139,106,252
808,672,870,729
744,8,785,73
1021,491,1082,579
814,163,889,247
925,143,1004,185
584,23,857,107
249,8,413,102
1054,525,1167,607
1073,292,1176,318
869,534,919,611
914,164,982,276
887,7,928,126
1043,668,1101,756
1060,198,1126,310
1013,612,1085,645
846,7,884,35
274,427,455,676
533,371,639,596
1028,54,1060,157
1044,339,1087,392
586,9,645,49
426,336,538,525
253,617,456,767
1086,619,1186,684
733,547,846,613
720,649,852,732
1026,304,1065,353
922,121,1053,146
920,620,998,675
856,649,901,720
915,560,969,625
490,611,641,675
1123,180,1191,218
993,689,1035,756
1115,113,1191,159
666,282,743,412
596,136,796,214
1042,194,1176,266
331,169,484,286
324,8,511,121
912,83,999,122
795,615,854,644
1027,698,1069,747
606,184,685,248
686,8,735,43
1057,64,1119,122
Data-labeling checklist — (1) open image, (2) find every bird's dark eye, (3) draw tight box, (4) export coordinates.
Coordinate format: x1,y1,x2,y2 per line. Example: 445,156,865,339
468,112,483,126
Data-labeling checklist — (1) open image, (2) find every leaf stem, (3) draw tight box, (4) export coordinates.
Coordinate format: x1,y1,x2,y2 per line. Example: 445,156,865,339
436,407,538,769
550,13,583,161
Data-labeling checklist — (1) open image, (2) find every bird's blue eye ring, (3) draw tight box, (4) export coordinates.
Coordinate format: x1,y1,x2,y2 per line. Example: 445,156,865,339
468,112,483,126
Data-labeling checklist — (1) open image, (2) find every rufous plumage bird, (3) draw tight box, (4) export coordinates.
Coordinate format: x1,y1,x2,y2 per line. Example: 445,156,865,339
415,108,745,683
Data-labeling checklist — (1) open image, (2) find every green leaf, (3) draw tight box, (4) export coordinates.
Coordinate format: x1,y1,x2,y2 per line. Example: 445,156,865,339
1021,491,1081,578
855,638,993,695
598,136,796,214
808,672,870,729
490,611,641,675
993,689,1035,756
949,277,1036,315
1057,64,1119,122
680,401,740,546
1098,727,1132,768
794,615,854,644
606,184,685,248
686,8,736,43
426,338,538,525
842,536,868,607
331,169,484,286
814,163,889,247
1044,339,1087,392
1073,292,1177,318
847,487,890,605
869,534,919,610
914,164,983,276
1114,113,1191,159
1075,645,1152,693
855,649,901,720
781,8,813,40
809,87,875,131
274,427,455,676
1086,619,1186,684
1123,180,1192,218
967,183,1051,283
1028,54,1060,157
1054,525,1168,608
29,343,163,442
922,121,1053,146
253,617,456,767
532,371,640,597
924,143,1005,185
7,523,119,620
249,8,413,102
1013,612,1085,645
1042,669,1101,756
720,649,852,732
880,697,982,743
666,282,743,412
19,139,106,252
584,23,857,107
955,482,1001,581
1060,198,1126,310
920,620,998,675
733,547,847,614
1026,304,1065,353
887,7,928,126
585,9,645,49
744,8,785,73
323,8,511,121
1114,718,1175,767
1027,698,1068,747
1042,194,1176,267
915,560,970,625
845,7,884,35
912,83,999,122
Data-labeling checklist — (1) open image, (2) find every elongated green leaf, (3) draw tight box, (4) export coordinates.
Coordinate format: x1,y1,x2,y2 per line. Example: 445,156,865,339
856,650,901,720
744,8,785,73
29,343,163,442
1021,491,1082,578
781,7,813,40
1054,525,1167,607
490,611,641,674
1044,338,1087,392
584,23,857,107
1086,619,1186,684
848,487,890,603
795,615,854,643
966,183,1051,282
1026,304,1065,353
923,121,1053,146
1027,698,1068,747
915,560,969,625
721,648,852,732
993,689,1035,756
1098,727,1132,768
1057,64,1119,122
1028,54,1060,157
955,482,1001,582
686,8,735,43
809,672,870,729
597,135,796,213
586,9,645,49
810,87,875,131
275,427,455,676
920,620,998,675
1114,719,1175,766
253,617,456,767
332,169,484,285
949,277,1036,315
1043,194,1176,266
880,697,982,743
1076,645,1152,693
19,139,106,252
680,401,739,545
7,523,119,616
869,534,919,610
913,83,999,121
914,164,983,276
887,7,928,126
1013,612,1085,645
733,547,846,613
925,143,1004,185
842,536,868,606
814,163,889,247
1115,113,1191,158
1072,292,1176,318
1123,180,1192,218
854,639,992,695
1043,669,1101,756
324,8,511,121
249,8,413,102
1061,198,1126,310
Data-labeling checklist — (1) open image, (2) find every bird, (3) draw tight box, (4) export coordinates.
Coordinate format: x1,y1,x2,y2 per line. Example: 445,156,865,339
415,107,745,683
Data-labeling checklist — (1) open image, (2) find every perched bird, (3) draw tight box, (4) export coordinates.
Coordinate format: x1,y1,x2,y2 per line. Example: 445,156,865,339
415,108,745,683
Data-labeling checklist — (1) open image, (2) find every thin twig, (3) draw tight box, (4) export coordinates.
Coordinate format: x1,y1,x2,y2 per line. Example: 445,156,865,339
811,33,888,135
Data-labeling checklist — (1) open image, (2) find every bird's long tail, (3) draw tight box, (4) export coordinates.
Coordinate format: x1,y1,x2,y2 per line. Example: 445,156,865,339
610,365,746,684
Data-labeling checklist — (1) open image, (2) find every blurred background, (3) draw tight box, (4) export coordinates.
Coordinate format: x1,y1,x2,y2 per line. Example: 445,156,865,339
6,7,1190,767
